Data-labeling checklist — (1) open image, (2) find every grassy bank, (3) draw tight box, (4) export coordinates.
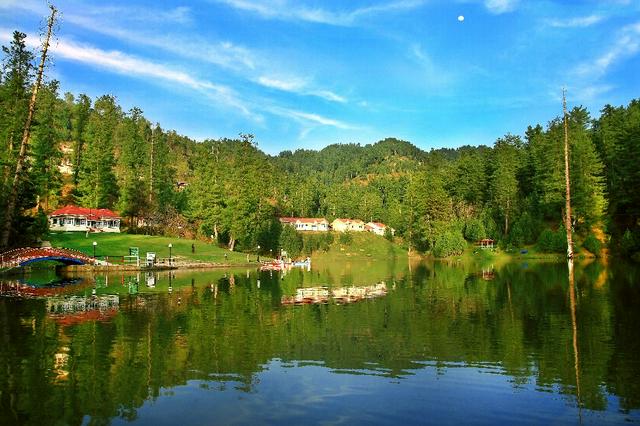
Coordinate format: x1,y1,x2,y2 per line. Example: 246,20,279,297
310,232,406,261
47,232,254,265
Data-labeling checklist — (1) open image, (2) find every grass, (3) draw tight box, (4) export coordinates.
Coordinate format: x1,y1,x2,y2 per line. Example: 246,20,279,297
46,232,256,265
312,232,406,261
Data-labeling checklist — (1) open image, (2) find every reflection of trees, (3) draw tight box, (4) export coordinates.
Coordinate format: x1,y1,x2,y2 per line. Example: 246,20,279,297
1,261,639,423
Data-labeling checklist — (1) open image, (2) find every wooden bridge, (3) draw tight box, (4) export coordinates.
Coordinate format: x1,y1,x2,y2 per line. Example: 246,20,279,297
0,247,98,268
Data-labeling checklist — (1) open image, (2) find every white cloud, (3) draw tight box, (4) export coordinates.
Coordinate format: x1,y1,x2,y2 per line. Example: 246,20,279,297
269,106,354,129
214,0,426,26
257,76,306,92
484,0,518,14
57,7,348,104
546,14,603,28
63,13,256,71
0,28,258,119
311,90,347,103
256,76,347,103
407,43,453,89
574,21,640,78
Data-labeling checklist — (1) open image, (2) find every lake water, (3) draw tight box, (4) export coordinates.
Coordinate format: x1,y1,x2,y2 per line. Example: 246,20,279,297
1,259,639,425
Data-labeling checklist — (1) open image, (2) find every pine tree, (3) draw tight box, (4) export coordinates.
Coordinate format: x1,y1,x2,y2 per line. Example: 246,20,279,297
77,95,120,209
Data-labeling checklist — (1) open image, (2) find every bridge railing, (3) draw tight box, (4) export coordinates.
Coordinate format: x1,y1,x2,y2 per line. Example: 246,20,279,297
1,247,145,268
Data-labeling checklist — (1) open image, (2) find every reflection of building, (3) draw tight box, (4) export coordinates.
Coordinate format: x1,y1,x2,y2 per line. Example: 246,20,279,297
331,218,365,232
279,217,329,232
282,283,387,305
47,295,120,326
49,205,121,233
481,268,495,280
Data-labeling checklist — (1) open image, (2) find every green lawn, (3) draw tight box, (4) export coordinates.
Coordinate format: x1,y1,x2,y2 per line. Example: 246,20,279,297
47,232,256,265
312,232,406,261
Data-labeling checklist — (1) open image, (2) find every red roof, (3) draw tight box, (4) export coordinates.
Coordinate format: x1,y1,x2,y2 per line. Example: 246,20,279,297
49,205,120,220
279,217,328,224
367,222,386,228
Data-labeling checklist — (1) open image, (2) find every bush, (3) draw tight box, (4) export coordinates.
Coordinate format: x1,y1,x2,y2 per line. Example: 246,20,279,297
302,232,334,254
508,212,540,246
464,219,485,242
537,227,568,253
280,225,303,258
582,233,601,256
433,230,467,257
338,231,353,245
620,229,637,257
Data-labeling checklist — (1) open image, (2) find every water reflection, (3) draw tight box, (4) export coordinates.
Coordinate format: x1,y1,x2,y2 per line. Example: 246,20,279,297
281,283,388,305
1,260,639,425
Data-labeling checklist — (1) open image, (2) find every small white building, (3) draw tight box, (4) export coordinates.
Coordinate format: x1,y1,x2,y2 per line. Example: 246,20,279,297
279,217,329,232
331,218,365,233
365,221,395,237
49,205,121,233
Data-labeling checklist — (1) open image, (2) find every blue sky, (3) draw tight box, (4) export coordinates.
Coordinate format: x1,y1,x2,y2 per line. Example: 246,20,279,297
1,0,639,154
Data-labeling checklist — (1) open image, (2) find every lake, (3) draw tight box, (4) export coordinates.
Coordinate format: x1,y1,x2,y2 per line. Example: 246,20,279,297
1,258,639,425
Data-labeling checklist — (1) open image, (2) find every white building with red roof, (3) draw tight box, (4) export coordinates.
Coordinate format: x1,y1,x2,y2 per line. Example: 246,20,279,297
279,217,329,232
48,205,121,233
331,218,366,233
365,221,395,236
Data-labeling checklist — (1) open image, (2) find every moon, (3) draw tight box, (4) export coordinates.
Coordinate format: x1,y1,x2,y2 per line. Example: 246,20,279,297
458,15,465,22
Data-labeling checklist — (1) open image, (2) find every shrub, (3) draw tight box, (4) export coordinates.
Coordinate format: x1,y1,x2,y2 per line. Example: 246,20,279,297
301,232,334,254
537,227,568,253
509,212,540,246
433,230,466,257
582,233,601,256
338,231,353,245
620,229,637,256
280,225,303,258
536,229,554,252
464,219,485,242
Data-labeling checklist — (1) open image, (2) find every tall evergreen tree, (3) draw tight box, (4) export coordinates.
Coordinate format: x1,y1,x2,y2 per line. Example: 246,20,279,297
31,80,63,210
77,95,120,209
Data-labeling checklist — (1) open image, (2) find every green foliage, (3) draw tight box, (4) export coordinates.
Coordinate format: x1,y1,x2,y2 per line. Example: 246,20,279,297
279,225,303,258
508,211,540,246
301,232,334,255
582,233,602,256
536,227,568,253
1,27,639,255
464,218,486,242
338,231,353,245
432,229,467,258
620,229,638,257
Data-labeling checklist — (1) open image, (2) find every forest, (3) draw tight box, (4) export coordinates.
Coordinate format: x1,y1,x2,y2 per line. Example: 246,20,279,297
1,30,639,258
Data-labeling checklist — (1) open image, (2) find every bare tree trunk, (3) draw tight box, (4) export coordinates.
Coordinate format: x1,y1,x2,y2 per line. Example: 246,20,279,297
505,198,510,236
213,223,219,242
568,259,581,414
563,89,574,259
228,237,236,252
3,133,15,184
0,6,57,249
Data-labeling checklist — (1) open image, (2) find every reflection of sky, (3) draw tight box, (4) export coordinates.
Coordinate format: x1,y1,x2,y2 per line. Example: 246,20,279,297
115,359,636,426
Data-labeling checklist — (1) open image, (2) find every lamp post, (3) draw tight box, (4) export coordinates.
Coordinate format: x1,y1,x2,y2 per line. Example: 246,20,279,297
168,243,173,265
92,241,97,258
257,245,260,262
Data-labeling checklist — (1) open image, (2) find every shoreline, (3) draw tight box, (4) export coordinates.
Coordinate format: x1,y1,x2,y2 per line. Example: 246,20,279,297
0,261,264,276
